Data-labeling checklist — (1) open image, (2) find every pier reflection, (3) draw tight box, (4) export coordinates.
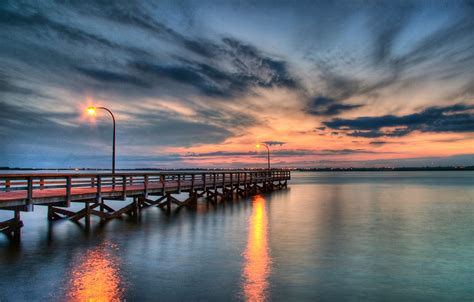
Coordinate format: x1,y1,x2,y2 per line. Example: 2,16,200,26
242,195,271,302
67,242,123,302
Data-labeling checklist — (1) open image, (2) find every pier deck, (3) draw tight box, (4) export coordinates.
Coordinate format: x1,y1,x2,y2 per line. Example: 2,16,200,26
0,170,290,238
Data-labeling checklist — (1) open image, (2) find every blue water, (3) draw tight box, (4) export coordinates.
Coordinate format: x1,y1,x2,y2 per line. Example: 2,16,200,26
0,171,473,301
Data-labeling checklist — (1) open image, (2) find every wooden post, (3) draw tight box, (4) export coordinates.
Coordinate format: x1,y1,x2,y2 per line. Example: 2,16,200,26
166,192,171,212
133,197,139,216
178,174,181,193
144,175,149,198
122,175,127,200
161,175,165,195
244,172,248,196
85,202,91,226
96,176,102,202
13,210,21,238
27,176,33,212
40,178,45,190
5,179,11,192
66,176,72,206
48,206,54,221
191,174,195,191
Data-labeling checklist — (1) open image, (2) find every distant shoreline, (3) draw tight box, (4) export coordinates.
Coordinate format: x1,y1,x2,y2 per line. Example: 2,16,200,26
0,166,472,172
294,167,474,172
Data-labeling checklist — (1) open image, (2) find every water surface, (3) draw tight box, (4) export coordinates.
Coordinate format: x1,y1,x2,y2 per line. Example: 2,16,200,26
1,171,473,301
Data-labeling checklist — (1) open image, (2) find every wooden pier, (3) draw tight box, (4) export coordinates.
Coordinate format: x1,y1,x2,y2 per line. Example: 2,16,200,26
0,170,290,238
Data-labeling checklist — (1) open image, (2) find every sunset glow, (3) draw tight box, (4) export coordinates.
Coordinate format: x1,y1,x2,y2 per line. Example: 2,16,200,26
0,1,472,168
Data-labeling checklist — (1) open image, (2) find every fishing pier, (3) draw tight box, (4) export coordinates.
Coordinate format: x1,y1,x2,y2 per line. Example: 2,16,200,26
0,170,290,238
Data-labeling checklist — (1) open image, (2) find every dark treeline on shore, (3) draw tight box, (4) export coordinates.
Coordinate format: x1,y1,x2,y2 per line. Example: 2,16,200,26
295,166,474,171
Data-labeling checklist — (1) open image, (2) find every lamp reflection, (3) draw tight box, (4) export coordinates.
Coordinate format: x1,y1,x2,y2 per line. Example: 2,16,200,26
242,195,271,302
67,243,123,302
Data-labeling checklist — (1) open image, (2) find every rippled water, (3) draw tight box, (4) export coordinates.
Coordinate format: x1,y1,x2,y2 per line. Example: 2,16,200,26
0,171,473,301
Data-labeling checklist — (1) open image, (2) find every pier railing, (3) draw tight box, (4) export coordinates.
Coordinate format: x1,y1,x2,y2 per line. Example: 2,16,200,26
0,170,291,208
0,170,291,237
0,170,290,191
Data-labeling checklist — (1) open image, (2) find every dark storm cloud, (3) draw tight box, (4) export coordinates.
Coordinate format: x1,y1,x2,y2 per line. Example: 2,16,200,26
222,38,297,89
193,107,259,129
181,38,220,58
0,76,37,96
66,1,221,58
132,45,297,98
54,1,298,97
398,18,474,70
0,101,76,126
308,1,473,102
314,68,364,101
132,61,229,97
262,141,286,146
324,104,474,137
348,129,411,138
75,67,151,88
370,141,390,145
0,7,146,56
183,148,381,158
306,96,362,116
369,2,416,65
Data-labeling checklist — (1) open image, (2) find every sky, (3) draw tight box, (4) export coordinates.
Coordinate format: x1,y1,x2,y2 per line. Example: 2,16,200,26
0,0,473,169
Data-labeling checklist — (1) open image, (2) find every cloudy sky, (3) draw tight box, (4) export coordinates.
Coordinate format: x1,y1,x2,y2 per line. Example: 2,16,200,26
0,0,473,169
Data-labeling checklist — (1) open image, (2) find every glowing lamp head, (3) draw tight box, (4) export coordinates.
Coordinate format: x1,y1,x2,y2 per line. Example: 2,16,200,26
87,106,96,116
256,144,261,149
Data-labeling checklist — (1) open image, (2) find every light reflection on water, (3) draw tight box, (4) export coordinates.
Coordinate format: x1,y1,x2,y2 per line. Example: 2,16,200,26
66,242,123,302
242,195,270,302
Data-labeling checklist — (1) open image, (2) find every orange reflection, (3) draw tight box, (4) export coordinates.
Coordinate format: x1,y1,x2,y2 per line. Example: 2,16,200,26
67,243,124,302
242,195,271,302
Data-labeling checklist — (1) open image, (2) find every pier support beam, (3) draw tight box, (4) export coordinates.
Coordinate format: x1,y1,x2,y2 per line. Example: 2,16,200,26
156,192,198,210
0,210,23,239
47,198,141,224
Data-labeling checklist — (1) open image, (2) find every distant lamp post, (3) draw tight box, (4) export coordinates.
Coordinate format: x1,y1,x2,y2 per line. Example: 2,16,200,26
256,143,270,170
87,106,116,174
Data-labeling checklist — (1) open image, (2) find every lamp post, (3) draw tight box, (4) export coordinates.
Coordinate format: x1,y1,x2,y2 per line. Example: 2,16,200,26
87,106,116,174
256,143,270,171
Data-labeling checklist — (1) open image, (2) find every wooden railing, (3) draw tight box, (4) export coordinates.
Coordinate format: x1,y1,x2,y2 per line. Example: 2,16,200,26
0,170,291,195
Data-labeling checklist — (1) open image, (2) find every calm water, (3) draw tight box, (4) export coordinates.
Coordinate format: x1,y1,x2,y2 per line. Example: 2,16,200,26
0,171,473,301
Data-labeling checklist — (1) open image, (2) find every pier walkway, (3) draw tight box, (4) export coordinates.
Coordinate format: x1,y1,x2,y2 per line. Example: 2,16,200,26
0,170,290,238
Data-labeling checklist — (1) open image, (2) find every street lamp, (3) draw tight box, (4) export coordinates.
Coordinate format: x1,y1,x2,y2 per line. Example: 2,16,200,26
256,143,270,170
87,106,116,174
